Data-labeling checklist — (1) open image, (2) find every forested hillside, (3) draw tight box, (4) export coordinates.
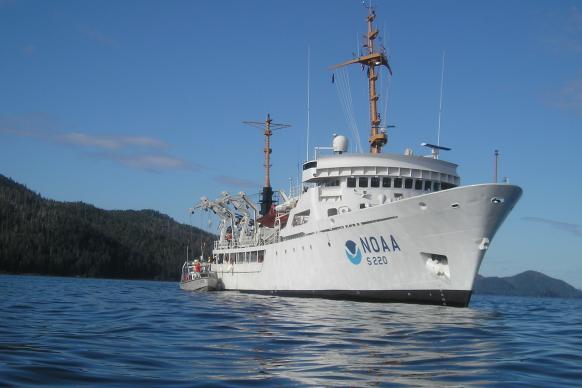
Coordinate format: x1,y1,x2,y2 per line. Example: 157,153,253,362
0,174,214,280
475,271,582,298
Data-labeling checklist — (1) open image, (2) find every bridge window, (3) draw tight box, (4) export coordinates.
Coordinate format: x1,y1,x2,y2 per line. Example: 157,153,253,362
258,250,265,263
325,179,340,187
405,178,413,189
394,178,403,188
382,177,391,187
358,177,368,187
441,182,457,190
434,182,441,191
370,177,380,187
415,179,423,190
424,180,432,191
303,161,317,170
347,177,356,188
292,210,310,226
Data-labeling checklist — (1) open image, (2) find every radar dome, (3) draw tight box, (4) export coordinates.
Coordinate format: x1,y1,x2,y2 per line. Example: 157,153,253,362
332,135,349,154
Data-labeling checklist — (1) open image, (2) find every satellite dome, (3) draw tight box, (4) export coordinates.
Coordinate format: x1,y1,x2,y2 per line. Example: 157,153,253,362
332,135,349,154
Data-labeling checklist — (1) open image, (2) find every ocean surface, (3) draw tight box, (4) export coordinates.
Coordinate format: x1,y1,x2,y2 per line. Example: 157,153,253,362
1,275,581,386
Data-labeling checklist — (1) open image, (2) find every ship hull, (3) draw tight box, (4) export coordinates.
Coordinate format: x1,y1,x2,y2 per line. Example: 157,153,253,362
211,184,522,307
240,289,472,307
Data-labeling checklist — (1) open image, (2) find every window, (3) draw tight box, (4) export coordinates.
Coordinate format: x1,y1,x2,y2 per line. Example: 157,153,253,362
371,177,380,187
415,179,423,190
394,178,403,188
433,182,441,191
217,254,224,264
424,180,432,191
382,177,391,188
250,251,257,262
441,182,457,190
303,161,317,170
327,208,338,216
360,203,366,209
292,210,310,226
358,177,368,187
405,178,413,189
325,179,340,187
258,250,265,263
347,177,356,188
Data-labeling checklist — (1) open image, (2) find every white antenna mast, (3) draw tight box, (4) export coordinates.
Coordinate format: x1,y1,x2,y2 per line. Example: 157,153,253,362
306,45,311,160
437,50,446,147
421,51,450,160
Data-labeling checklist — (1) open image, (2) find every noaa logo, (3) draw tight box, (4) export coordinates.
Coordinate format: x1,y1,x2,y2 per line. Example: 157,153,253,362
345,240,362,265
344,234,401,267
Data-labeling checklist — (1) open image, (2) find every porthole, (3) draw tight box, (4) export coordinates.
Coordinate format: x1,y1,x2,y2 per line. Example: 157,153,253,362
491,197,504,204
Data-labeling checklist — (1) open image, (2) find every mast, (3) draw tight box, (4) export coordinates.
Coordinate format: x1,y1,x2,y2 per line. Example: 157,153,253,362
331,7,392,154
243,114,290,215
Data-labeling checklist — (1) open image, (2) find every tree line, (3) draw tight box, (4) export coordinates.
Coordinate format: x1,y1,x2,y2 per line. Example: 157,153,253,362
0,174,214,281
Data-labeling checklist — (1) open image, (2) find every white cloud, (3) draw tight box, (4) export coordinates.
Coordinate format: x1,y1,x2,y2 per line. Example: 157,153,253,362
213,175,258,189
78,24,117,48
117,154,194,172
523,217,582,238
0,113,191,173
57,132,167,150
557,77,582,116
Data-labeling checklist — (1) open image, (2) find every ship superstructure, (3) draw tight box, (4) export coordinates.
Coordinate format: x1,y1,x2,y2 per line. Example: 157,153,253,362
187,8,522,307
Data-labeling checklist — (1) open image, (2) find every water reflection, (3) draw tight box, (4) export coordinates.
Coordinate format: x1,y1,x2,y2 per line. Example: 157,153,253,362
183,292,506,385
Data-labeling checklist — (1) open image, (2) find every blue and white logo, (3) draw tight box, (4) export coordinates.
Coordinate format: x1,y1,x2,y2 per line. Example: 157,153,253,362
344,234,402,267
345,240,362,265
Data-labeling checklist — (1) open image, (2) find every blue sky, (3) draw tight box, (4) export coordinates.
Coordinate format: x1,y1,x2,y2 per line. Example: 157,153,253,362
1,0,581,287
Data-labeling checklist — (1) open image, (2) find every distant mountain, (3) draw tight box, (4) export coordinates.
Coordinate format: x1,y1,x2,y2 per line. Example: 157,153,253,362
0,174,214,281
475,271,582,298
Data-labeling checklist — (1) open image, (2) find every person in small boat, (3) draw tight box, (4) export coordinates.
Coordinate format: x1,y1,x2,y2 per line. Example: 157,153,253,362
226,226,233,242
194,260,201,273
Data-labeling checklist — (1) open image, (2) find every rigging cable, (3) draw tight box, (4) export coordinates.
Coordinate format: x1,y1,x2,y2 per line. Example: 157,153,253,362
306,45,310,161
334,67,363,152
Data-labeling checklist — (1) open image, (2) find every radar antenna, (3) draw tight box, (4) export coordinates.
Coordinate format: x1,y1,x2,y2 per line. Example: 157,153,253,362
243,114,291,216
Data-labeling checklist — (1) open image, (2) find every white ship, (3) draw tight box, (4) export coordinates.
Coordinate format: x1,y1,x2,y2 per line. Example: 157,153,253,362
189,8,522,307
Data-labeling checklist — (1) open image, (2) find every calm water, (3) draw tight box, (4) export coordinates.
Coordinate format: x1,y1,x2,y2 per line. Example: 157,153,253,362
1,275,581,386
